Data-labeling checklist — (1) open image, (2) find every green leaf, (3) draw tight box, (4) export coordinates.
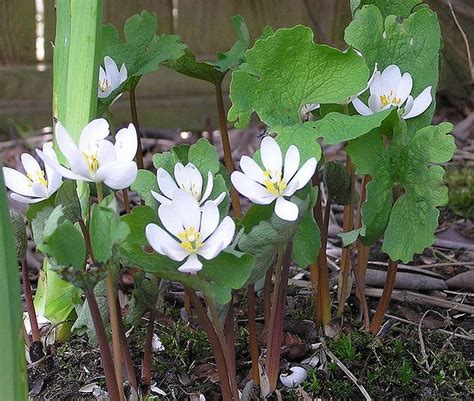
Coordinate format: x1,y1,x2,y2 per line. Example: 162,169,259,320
345,4,441,132
338,228,364,247
31,205,64,247
11,212,27,259
214,15,250,72
126,272,160,326
352,0,422,18
238,187,313,283
323,160,352,205
292,208,320,268
228,26,370,128
273,108,394,163
0,166,28,400
165,49,223,84
346,121,455,262
188,138,221,175
90,203,130,263
38,220,86,271
102,11,186,78
54,179,82,223
152,149,181,174
120,206,254,304
131,169,159,211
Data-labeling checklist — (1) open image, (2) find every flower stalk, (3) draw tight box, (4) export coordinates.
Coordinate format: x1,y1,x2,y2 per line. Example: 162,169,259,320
130,84,144,171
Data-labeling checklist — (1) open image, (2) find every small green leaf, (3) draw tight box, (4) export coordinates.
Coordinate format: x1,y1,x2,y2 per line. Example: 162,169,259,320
228,26,370,128
214,15,250,72
323,160,352,205
31,205,64,247
131,170,159,211
345,4,441,132
346,121,455,262
165,49,223,84
54,179,82,223
11,212,27,259
338,228,364,247
90,203,130,263
38,220,86,271
187,138,221,175
126,272,160,326
292,208,320,268
152,149,181,174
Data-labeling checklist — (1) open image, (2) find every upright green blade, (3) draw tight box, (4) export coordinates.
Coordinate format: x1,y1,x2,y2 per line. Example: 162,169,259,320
0,166,28,401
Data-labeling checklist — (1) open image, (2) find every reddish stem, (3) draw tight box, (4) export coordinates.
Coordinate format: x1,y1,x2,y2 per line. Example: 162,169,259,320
141,309,155,394
247,284,260,384
85,287,121,401
21,258,41,344
265,242,293,392
263,267,273,333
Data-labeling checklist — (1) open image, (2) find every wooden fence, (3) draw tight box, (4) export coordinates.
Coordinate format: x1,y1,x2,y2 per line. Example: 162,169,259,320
0,0,472,132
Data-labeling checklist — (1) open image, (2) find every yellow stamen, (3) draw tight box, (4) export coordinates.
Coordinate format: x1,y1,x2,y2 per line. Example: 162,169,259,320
99,78,110,93
380,89,402,107
27,169,48,187
83,152,99,173
178,227,203,253
263,170,287,196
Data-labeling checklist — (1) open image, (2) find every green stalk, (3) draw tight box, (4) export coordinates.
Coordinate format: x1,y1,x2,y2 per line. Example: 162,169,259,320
0,166,28,401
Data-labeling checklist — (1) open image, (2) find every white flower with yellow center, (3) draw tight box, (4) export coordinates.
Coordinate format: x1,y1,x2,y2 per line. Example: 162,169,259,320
2,143,62,203
37,119,138,190
98,56,127,99
152,163,226,206
352,64,432,119
146,191,235,273
231,136,317,222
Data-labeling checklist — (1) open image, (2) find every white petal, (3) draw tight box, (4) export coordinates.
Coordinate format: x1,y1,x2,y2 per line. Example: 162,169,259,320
199,171,214,204
240,156,265,184
380,65,401,96
395,72,413,104
156,168,179,199
20,153,41,178
119,63,128,84
151,190,171,204
402,95,414,118
368,94,382,113
199,201,219,241
212,192,226,206
146,223,188,261
260,136,282,174
36,149,89,181
280,367,308,388
158,203,185,237
368,71,382,97
31,182,48,198
115,124,137,162
185,163,203,198
96,161,137,189
403,86,432,119
177,254,203,273
78,118,110,154
198,216,235,260
352,97,373,116
172,190,201,231
104,56,121,88
284,158,317,196
98,139,117,166
2,167,35,196
99,66,107,84
231,171,276,204
275,197,299,221
10,193,43,204
42,143,62,194
283,145,300,183
56,121,91,178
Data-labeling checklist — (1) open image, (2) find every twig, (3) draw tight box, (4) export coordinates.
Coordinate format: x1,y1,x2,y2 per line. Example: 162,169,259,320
322,340,372,401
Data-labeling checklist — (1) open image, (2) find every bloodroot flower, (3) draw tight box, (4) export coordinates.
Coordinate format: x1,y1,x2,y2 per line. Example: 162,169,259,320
98,56,127,98
231,136,317,222
38,119,138,190
152,163,226,206
146,191,235,273
352,64,432,119
2,143,62,203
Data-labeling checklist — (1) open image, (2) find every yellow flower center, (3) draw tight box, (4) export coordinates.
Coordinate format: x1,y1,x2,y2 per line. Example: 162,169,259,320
380,90,402,107
99,78,110,93
27,169,48,187
263,170,287,196
178,227,203,253
83,152,100,173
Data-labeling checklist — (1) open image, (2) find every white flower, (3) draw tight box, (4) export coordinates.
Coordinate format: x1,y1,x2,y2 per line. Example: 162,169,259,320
300,103,320,118
98,56,127,98
352,64,432,119
37,119,138,190
152,163,226,206
231,137,317,222
280,367,308,388
146,191,235,273
3,143,62,203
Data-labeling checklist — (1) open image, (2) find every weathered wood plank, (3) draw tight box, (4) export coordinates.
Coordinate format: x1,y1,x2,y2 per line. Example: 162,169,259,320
0,0,36,64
